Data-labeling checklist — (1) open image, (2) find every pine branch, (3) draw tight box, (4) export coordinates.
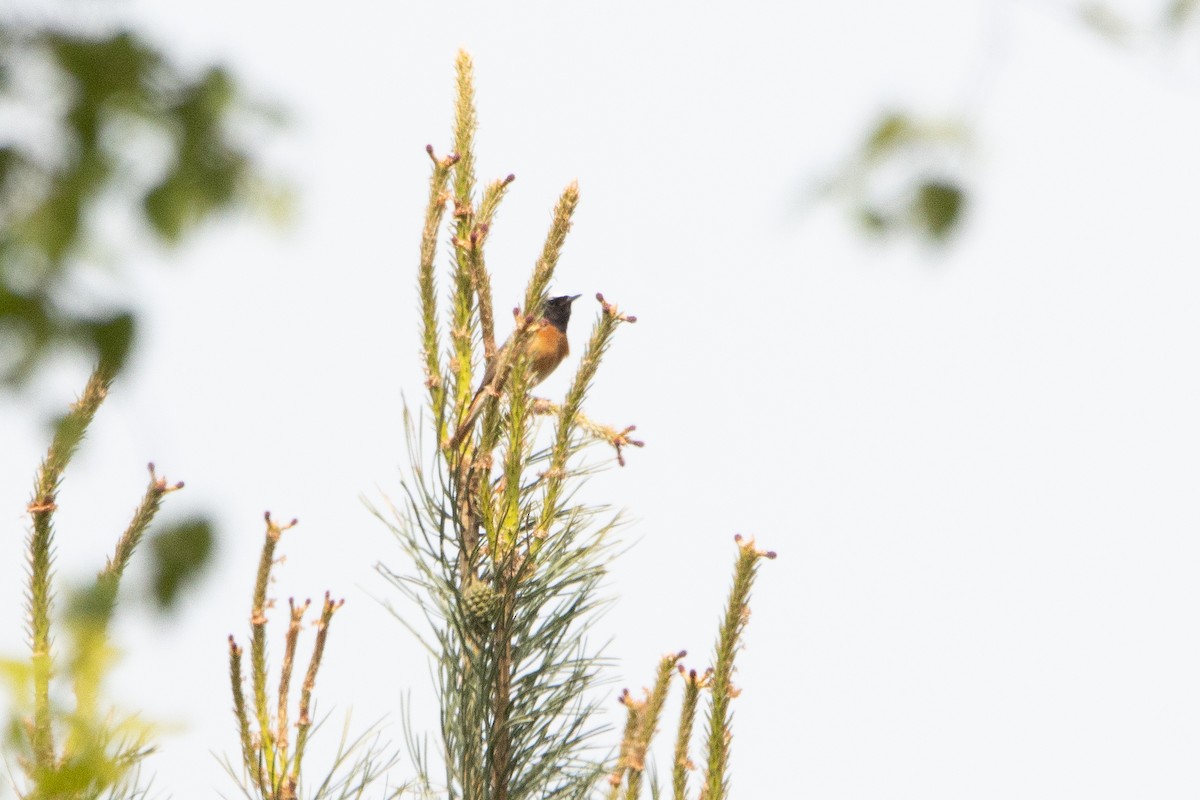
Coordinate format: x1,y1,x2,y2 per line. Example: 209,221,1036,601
292,592,345,791
531,401,643,467
523,183,580,317
72,464,183,728
229,515,348,800
534,295,635,553
472,173,515,370
672,667,711,800
419,144,459,446
490,586,517,800
385,50,643,800
97,463,184,612
250,512,296,788
25,363,112,768
229,636,264,793
277,597,310,759
451,49,478,214
449,50,480,419
623,652,685,800
607,692,642,800
699,537,776,800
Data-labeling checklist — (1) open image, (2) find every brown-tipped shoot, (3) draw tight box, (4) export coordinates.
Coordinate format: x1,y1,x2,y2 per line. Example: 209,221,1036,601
699,536,776,800
228,515,347,800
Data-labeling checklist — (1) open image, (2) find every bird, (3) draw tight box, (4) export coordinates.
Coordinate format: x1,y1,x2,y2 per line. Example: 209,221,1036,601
483,294,580,388
450,294,581,447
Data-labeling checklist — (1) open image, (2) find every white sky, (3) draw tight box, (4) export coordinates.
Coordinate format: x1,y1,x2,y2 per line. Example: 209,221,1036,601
3,1,1200,797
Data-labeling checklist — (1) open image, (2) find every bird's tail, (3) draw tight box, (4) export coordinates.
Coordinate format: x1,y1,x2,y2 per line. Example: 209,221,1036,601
447,384,492,450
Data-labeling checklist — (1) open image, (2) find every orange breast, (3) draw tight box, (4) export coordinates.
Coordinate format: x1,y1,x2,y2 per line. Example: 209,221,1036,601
526,324,569,385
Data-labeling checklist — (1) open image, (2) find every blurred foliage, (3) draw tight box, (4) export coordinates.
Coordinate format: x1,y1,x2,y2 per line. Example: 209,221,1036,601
4,365,181,799
2,641,155,800
824,111,970,244
913,180,965,241
1167,0,1200,27
147,516,214,609
0,16,285,387
825,0,1198,244
66,578,121,627
1079,2,1132,43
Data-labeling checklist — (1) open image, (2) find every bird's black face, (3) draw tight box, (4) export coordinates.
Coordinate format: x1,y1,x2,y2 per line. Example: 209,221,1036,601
543,294,581,332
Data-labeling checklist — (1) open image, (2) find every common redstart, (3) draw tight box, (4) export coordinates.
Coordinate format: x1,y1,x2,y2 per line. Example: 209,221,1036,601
451,294,581,446
479,294,580,390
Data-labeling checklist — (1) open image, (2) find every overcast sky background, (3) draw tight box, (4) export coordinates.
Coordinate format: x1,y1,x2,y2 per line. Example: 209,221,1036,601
3,1,1200,797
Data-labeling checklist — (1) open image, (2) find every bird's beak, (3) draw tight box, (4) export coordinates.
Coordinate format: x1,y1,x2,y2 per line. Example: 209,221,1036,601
568,294,582,303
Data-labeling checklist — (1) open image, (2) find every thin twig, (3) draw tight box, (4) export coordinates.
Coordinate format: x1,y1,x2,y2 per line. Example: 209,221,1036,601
419,144,459,444
276,597,310,757
250,512,296,788
100,463,184,591
608,689,644,800
531,400,644,466
699,536,776,800
672,666,711,800
26,363,113,768
624,651,685,800
291,593,344,789
522,182,580,315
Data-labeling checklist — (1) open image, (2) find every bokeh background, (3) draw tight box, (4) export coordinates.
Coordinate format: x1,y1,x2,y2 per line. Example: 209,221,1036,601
3,1,1200,797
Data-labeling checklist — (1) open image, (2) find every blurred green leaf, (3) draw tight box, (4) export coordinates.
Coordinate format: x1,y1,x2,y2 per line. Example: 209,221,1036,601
87,311,135,375
857,207,890,234
66,580,120,629
0,145,22,185
912,180,965,241
864,112,913,161
145,67,246,242
820,110,971,243
0,287,52,384
1079,3,1131,43
0,23,285,388
1167,0,1199,27
0,658,33,699
148,517,215,609
48,31,160,110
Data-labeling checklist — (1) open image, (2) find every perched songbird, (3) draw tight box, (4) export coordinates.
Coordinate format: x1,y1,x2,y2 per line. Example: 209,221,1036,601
478,294,580,391
450,294,581,447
